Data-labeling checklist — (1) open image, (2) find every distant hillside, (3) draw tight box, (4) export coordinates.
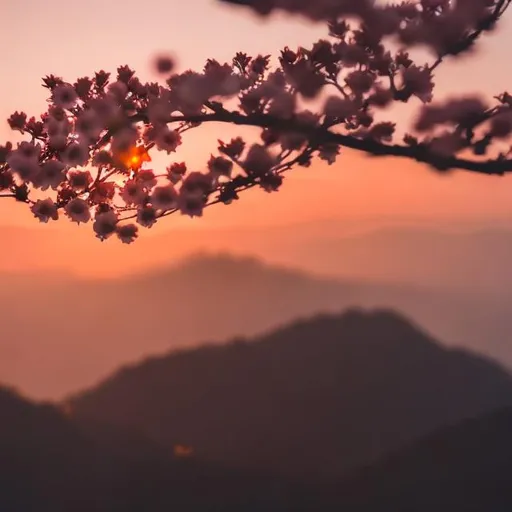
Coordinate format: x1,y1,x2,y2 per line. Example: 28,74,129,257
338,408,512,511
286,227,512,295
3,221,512,294
0,386,328,512
68,310,512,480
3,220,512,292
3,253,512,400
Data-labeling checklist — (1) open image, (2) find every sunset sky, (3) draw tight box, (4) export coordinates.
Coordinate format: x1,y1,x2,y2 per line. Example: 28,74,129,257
2,0,512,236
4,0,512,400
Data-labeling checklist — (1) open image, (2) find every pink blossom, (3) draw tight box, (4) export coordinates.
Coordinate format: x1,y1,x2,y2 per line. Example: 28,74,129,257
154,54,175,75
15,141,41,160
324,96,357,119
244,144,276,176
155,127,182,154
6,142,41,181
30,199,59,223
146,96,173,126
181,172,213,196
7,111,27,132
116,223,139,244
219,138,245,159
89,181,116,204
92,150,113,167
35,160,66,190
280,132,307,151
151,184,178,210
415,96,488,131
136,205,157,228
490,112,512,138
368,122,396,142
207,156,233,177
178,192,205,218
107,81,128,101
166,162,187,184
48,135,68,151
345,70,375,95
368,87,393,108
120,181,145,206
335,42,369,67
136,169,157,189
428,132,466,158
110,127,139,155
93,210,118,240
401,65,434,103
75,108,104,142
318,143,340,165
52,83,78,109
5,154,38,182
44,116,70,139
65,198,91,223
61,141,90,167
268,91,296,118
88,97,121,126
68,170,93,190
259,172,283,192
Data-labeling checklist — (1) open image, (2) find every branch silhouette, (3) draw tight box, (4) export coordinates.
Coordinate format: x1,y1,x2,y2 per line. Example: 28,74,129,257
1,0,511,242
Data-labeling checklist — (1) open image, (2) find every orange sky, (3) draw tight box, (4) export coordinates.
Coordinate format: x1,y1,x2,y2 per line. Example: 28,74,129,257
2,0,512,235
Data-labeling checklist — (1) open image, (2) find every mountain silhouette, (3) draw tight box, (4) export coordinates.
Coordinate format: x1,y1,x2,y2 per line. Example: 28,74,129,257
68,309,512,480
0,386,332,511
338,407,512,511
3,252,512,400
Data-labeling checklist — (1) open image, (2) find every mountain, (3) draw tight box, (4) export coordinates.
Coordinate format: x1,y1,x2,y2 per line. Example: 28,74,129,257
287,226,512,295
68,309,512,481
3,221,512,295
0,386,331,512
4,252,512,400
338,408,512,511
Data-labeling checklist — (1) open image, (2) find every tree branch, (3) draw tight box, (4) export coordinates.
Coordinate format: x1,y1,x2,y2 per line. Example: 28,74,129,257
158,111,512,176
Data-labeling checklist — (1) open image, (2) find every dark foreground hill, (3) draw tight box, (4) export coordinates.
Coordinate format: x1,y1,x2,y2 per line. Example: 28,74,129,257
338,407,512,511
3,361,512,511
0,386,330,512
68,309,512,480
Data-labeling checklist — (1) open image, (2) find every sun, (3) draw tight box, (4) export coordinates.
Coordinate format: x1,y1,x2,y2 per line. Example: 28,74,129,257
117,145,152,171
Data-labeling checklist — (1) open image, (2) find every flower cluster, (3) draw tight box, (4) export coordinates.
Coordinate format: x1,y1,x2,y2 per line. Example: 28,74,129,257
0,0,510,242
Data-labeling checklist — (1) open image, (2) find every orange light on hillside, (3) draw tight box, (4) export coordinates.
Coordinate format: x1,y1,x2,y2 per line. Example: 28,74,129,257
118,145,151,170
173,444,194,458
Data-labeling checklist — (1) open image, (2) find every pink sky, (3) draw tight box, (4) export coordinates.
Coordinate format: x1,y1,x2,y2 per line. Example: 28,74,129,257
2,0,512,234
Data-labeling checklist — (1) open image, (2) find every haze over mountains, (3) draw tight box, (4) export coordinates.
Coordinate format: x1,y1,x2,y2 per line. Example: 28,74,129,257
3,310,512,511
3,217,512,509
0,250,511,400
3,249,512,400
3,218,512,295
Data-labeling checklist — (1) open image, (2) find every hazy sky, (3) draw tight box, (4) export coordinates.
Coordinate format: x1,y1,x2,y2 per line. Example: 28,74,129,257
2,0,512,234
3,1,512,398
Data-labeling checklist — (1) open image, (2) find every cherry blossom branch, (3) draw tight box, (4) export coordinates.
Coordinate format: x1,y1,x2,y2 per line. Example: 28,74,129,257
1,0,511,243
152,111,512,175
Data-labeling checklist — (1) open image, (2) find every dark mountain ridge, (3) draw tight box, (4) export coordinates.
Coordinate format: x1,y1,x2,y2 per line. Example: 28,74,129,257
338,407,512,511
0,386,332,512
68,309,512,480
